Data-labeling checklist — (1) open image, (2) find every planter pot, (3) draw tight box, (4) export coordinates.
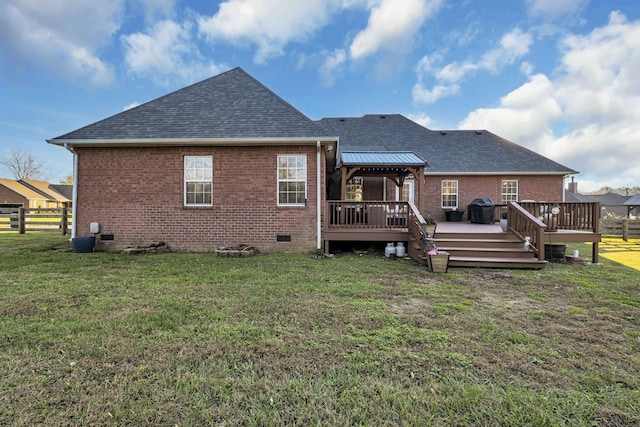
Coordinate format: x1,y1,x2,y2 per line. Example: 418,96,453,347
425,223,437,238
500,219,508,232
445,210,465,222
428,252,449,273
544,243,566,261
72,236,95,253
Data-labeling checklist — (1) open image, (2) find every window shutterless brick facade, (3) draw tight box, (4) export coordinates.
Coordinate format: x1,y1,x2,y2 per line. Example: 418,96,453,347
424,175,565,221
75,145,322,253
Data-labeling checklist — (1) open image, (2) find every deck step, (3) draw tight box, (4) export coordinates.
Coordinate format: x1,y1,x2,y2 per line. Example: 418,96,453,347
438,246,535,259
435,238,523,249
448,256,547,269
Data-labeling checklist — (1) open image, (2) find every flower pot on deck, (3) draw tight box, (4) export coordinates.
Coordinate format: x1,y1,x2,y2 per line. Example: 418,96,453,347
445,210,465,222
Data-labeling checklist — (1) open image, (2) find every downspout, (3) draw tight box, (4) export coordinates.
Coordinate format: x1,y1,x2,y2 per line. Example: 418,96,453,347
64,143,78,239
316,140,322,252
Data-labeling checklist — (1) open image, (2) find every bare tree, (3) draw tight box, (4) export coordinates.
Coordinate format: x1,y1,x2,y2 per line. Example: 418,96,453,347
1,149,47,180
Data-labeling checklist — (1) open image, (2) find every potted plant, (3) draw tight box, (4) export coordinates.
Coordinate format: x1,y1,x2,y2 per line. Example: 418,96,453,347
421,235,449,273
424,214,437,237
500,211,508,232
445,208,465,222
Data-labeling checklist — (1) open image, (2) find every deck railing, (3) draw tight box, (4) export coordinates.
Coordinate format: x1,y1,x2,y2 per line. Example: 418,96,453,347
326,201,411,229
518,201,600,233
507,203,546,257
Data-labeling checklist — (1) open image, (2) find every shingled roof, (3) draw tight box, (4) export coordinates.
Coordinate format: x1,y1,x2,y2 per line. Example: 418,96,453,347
317,114,577,175
49,67,333,144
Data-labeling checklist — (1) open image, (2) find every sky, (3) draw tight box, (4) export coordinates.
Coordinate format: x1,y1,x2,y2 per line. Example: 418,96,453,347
1,0,639,193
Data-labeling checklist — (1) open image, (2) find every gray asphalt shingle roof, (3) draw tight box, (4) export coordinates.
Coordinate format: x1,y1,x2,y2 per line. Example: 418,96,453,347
317,114,577,175
51,67,332,141
565,191,629,205
624,194,640,206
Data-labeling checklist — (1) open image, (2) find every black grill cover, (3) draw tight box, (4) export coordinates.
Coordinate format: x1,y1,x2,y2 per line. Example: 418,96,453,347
468,198,495,224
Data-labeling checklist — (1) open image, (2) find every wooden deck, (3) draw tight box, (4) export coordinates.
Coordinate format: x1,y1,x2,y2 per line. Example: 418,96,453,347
434,221,600,268
435,221,601,242
323,201,602,268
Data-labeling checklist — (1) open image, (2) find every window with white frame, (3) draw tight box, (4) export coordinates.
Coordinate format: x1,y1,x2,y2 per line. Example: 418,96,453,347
441,180,458,208
396,180,414,202
345,177,363,201
501,180,518,203
277,155,307,206
184,155,212,206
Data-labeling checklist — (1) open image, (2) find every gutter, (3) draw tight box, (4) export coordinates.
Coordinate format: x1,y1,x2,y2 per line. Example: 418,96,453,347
62,143,77,239
47,136,340,147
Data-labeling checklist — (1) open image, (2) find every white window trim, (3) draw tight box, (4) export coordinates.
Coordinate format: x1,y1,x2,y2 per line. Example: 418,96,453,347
277,154,307,207
441,179,458,209
184,155,213,207
502,179,519,203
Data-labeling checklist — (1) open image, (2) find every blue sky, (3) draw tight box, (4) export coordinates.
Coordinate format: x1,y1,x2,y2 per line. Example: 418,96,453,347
1,0,639,192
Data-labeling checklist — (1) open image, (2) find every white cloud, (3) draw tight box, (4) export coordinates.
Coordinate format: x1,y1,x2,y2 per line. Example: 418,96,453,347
406,113,433,128
319,49,347,87
459,73,561,152
525,0,588,20
198,0,341,64
412,83,460,104
123,102,141,111
413,28,533,103
0,0,122,85
349,0,442,60
458,12,640,191
137,0,178,22
122,20,226,86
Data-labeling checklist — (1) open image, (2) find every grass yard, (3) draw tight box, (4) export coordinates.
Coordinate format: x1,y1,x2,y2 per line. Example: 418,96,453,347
1,234,639,426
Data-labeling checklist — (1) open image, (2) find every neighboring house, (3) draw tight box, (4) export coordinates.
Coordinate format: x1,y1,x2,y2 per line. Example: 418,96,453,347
49,184,73,204
18,179,72,208
317,115,576,221
565,187,630,218
0,178,43,210
0,178,70,209
47,67,578,253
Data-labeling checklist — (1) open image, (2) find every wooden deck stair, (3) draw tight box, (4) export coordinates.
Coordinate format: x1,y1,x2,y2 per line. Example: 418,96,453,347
434,229,547,269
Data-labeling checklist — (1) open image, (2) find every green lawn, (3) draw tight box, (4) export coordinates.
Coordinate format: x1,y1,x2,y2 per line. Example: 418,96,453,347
1,234,638,426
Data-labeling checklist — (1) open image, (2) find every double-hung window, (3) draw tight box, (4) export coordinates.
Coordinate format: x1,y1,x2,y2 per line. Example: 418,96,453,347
184,155,212,206
501,180,518,203
277,155,307,206
441,180,458,208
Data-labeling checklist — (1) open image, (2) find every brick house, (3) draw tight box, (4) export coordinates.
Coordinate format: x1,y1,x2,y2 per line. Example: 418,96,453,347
318,115,576,222
48,67,577,254
0,178,71,209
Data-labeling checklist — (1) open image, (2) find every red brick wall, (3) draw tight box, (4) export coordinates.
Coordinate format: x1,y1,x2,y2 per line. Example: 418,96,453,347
75,145,322,253
424,175,565,221
0,186,27,207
